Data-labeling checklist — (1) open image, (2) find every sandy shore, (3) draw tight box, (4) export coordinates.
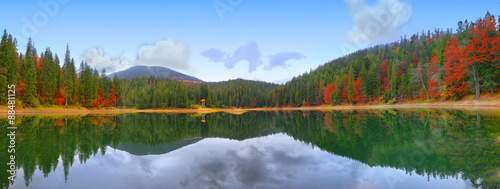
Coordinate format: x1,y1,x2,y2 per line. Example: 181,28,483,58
1,97,499,117
0,107,248,117
248,97,500,114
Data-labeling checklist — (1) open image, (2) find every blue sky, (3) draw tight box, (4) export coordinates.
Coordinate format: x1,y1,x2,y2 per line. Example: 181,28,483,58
0,0,497,83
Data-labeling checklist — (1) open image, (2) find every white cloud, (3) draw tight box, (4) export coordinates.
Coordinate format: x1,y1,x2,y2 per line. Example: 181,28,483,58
137,39,192,73
83,39,192,74
82,48,135,73
200,41,264,73
264,52,306,70
345,0,412,44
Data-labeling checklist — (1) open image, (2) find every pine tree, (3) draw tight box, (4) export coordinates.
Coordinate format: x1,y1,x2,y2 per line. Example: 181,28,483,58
61,44,77,107
366,61,380,101
294,90,300,107
389,59,398,99
0,30,11,102
92,68,99,100
0,30,18,87
20,37,37,106
112,74,121,107
39,47,58,104
360,62,368,99
348,66,355,102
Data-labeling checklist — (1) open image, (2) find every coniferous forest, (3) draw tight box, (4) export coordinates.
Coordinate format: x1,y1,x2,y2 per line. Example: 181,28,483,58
267,12,500,107
0,12,499,109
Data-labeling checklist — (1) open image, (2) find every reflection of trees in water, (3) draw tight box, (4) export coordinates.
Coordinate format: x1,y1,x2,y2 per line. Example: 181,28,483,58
280,110,500,189
1,110,499,188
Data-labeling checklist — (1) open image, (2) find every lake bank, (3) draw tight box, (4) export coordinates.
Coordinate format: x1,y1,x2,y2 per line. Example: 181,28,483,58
250,97,500,114
0,107,248,117
1,97,500,117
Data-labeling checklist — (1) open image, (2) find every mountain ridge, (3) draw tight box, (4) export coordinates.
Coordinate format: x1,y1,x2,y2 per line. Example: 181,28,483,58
108,65,204,82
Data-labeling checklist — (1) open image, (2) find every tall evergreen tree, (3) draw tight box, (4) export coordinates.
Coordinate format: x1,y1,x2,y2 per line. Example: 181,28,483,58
112,73,121,107
62,44,77,107
20,37,37,106
39,47,59,104
0,30,18,86
347,66,354,103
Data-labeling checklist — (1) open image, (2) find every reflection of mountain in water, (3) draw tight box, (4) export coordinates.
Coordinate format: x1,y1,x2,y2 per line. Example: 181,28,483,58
114,137,203,156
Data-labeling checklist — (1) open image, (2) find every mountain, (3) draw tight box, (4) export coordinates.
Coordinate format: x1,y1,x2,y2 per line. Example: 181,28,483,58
108,65,203,83
113,137,204,156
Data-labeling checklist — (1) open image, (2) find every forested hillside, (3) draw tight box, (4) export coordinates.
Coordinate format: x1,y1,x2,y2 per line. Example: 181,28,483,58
0,12,498,109
0,34,122,108
267,12,499,107
207,79,278,108
0,30,273,109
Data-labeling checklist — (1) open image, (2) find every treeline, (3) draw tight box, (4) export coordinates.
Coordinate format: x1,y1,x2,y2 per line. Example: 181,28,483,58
2,12,498,109
119,78,278,109
120,76,204,108
207,79,278,108
267,12,499,107
0,31,120,108
0,29,276,109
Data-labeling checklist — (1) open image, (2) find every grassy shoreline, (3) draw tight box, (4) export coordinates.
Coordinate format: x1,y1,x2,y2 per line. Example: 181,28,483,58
1,96,500,117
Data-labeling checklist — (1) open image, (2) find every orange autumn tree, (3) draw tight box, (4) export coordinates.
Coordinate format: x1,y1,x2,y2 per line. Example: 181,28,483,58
428,50,441,98
341,74,349,104
380,59,390,94
352,77,364,103
462,13,500,97
323,83,335,104
443,36,468,99
108,83,120,107
93,85,108,107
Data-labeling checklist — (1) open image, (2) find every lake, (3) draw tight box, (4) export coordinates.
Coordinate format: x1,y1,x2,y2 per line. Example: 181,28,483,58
1,109,500,189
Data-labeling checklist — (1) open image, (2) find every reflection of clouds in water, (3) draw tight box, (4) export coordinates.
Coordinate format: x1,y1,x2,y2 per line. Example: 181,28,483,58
180,144,303,188
14,133,470,189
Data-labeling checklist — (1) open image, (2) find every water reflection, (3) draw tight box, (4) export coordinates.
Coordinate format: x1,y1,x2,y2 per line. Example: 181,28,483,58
1,110,499,188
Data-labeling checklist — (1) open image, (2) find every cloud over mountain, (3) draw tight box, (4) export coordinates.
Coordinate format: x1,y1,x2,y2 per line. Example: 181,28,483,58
137,39,192,73
82,48,134,73
83,39,192,74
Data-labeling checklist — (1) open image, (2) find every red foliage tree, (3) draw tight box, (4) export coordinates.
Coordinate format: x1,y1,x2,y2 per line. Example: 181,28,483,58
380,59,390,94
428,50,440,98
352,77,364,103
93,85,108,107
462,14,500,97
323,83,335,104
341,74,349,104
443,36,468,99
54,98,65,105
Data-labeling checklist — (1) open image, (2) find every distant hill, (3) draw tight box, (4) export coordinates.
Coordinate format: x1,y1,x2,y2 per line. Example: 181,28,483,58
206,78,279,107
206,78,279,91
113,137,204,156
108,65,203,83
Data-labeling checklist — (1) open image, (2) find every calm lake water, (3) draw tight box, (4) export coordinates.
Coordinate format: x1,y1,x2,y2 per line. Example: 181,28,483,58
1,110,500,189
